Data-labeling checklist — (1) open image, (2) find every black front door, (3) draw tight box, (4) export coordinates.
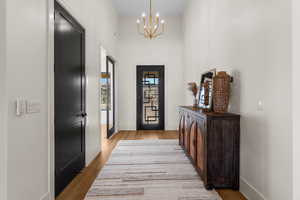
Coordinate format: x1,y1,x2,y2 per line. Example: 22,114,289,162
54,1,86,196
137,66,165,130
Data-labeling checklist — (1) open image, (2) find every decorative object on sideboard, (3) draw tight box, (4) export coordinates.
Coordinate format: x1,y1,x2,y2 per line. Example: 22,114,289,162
203,82,210,106
188,82,199,108
213,71,233,113
198,69,216,111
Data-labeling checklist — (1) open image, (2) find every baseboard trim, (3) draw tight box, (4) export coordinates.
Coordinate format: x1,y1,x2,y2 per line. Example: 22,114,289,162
40,192,50,200
240,177,266,200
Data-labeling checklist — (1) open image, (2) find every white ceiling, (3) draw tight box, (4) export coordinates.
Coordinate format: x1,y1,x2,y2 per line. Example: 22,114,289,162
112,0,186,17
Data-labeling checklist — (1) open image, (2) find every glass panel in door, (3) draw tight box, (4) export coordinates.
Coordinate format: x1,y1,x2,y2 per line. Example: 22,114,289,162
142,71,160,125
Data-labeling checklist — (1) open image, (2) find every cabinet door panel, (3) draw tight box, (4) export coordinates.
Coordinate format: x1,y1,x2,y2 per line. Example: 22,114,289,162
179,115,184,146
197,121,205,173
184,116,190,152
190,121,197,162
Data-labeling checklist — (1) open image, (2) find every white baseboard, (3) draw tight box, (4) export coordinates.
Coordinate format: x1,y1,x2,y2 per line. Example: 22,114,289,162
240,177,266,200
40,192,50,200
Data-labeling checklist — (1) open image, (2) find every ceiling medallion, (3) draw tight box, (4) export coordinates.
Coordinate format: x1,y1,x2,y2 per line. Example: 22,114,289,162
136,0,165,39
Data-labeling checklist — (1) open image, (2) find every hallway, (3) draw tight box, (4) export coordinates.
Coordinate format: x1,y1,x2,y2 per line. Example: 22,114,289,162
56,129,246,200
1,0,299,199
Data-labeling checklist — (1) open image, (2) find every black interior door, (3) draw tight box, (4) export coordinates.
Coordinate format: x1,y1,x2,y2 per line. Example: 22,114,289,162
107,56,115,138
54,1,86,196
137,66,165,130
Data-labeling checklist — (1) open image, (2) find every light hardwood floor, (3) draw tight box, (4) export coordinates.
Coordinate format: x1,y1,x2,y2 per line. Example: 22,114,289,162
56,129,247,200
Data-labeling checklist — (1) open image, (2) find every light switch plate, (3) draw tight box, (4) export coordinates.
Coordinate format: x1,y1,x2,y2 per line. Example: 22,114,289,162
16,99,26,116
26,101,41,114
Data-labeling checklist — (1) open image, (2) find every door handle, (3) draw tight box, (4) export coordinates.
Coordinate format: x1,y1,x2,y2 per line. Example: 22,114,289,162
78,113,87,118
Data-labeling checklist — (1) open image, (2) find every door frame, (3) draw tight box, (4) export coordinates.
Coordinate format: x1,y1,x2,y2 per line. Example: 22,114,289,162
48,0,87,199
136,65,165,130
106,56,116,138
54,1,86,196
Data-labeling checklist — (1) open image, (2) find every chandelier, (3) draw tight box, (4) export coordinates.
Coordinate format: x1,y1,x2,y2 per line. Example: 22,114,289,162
136,0,165,39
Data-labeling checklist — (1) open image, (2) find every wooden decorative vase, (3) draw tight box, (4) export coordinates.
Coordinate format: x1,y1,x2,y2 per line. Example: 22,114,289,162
213,71,231,113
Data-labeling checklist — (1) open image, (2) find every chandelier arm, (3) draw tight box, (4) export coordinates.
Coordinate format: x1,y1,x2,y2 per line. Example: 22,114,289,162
153,23,165,38
144,26,151,36
144,31,150,38
153,28,164,38
152,22,160,35
143,27,150,38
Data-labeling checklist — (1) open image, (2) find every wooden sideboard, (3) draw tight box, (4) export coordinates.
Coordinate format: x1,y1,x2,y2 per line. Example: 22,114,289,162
179,106,240,190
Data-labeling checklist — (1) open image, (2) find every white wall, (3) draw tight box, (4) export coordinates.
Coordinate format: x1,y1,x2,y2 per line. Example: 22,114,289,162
2,0,118,199
292,0,300,199
184,0,292,200
5,0,49,199
117,16,184,130
0,0,7,199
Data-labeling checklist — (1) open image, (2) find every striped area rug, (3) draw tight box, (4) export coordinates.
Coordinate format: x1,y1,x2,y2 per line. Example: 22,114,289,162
85,139,222,200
